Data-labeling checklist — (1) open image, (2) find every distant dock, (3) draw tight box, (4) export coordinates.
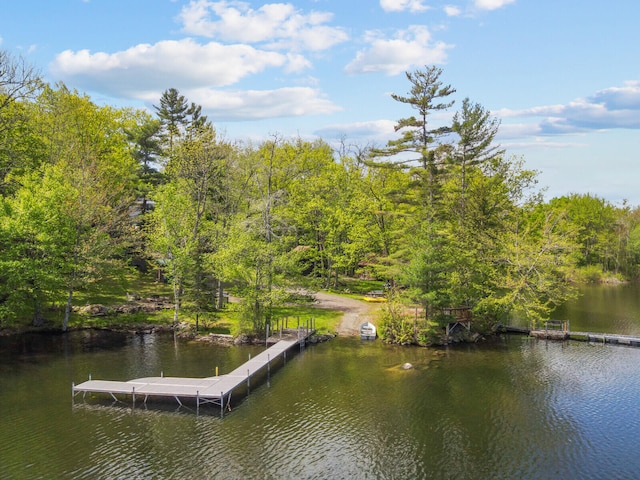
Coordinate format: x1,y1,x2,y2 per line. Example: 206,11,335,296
569,331,640,347
499,321,640,348
73,328,314,416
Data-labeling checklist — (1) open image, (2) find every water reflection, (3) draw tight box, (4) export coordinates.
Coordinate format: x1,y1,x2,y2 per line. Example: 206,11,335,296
553,283,640,335
2,324,640,478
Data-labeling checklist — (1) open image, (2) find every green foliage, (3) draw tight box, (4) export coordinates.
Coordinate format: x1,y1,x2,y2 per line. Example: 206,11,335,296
380,66,455,164
326,278,385,296
416,325,446,347
270,306,342,333
0,84,139,329
549,194,618,270
572,264,605,284
1,61,639,338
72,271,172,306
377,292,416,345
400,222,452,319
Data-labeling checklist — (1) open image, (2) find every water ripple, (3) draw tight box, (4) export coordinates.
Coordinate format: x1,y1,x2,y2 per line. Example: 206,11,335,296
4,334,640,479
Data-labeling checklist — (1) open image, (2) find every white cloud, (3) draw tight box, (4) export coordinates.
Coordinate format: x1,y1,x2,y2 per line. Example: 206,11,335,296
50,38,296,96
379,0,430,13
444,5,462,16
344,26,452,75
178,0,348,51
496,104,566,119
504,139,586,150
315,119,397,140
497,81,640,134
47,4,346,124
473,0,516,11
182,86,342,121
591,80,640,110
496,122,541,139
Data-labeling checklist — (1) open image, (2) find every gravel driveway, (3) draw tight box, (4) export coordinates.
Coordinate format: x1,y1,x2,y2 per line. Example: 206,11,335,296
313,292,380,335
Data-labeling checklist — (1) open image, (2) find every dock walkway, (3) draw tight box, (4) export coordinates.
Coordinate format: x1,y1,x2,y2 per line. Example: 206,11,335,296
569,331,640,347
501,323,640,348
73,330,313,415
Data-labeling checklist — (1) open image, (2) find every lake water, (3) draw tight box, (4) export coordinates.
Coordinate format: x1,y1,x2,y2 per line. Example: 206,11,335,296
2,286,640,479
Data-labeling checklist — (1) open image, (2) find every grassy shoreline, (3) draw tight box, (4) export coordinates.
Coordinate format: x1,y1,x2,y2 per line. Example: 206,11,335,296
1,271,347,337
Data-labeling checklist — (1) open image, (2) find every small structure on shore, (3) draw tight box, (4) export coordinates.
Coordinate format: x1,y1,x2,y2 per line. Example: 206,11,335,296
443,306,472,337
360,322,377,340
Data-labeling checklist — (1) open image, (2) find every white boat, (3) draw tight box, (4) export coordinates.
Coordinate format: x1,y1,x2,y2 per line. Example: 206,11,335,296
360,322,377,340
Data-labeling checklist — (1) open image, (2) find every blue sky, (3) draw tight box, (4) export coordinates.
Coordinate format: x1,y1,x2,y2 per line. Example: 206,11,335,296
2,0,639,205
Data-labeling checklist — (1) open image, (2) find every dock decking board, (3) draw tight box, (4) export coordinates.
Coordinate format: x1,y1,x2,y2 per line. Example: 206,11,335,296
527,328,640,347
570,331,640,346
73,332,313,414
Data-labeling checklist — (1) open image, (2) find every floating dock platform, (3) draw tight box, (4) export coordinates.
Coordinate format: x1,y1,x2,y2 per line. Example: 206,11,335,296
500,320,640,348
73,329,313,416
569,331,640,347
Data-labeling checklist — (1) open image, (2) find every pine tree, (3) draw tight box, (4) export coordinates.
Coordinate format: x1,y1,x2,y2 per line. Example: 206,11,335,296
372,66,456,211
154,88,189,153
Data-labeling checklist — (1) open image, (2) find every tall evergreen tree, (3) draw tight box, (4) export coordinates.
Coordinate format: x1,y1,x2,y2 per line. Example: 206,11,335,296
154,88,189,154
373,66,456,211
450,98,503,220
127,115,163,215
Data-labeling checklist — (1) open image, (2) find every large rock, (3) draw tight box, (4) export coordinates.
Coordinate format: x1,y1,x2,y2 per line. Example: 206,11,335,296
80,304,110,316
234,334,251,345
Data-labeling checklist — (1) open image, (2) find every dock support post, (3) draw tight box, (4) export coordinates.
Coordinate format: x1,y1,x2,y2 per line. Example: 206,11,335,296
196,391,200,414
220,391,224,418
72,381,75,404
266,323,270,346
247,369,250,390
267,354,271,374
132,387,136,410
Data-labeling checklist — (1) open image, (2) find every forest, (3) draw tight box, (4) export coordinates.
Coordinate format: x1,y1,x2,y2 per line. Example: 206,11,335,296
2,50,640,342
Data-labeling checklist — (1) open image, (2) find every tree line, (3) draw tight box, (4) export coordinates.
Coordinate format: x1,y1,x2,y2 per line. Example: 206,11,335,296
1,51,639,338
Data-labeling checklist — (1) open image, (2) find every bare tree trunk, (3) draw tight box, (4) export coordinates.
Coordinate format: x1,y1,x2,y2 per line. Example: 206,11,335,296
216,278,224,309
172,279,181,326
63,284,74,332
63,241,80,332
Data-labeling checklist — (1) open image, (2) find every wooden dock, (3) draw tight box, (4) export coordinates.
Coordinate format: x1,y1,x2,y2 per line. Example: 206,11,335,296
500,320,640,348
73,329,314,416
529,319,569,340
569,331,640,347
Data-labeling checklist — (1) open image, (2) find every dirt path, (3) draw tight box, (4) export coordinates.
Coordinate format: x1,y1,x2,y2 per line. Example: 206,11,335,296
313,292,381,336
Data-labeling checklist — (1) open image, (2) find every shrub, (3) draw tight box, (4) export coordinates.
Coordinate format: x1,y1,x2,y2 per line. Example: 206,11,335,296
377,294,415,345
